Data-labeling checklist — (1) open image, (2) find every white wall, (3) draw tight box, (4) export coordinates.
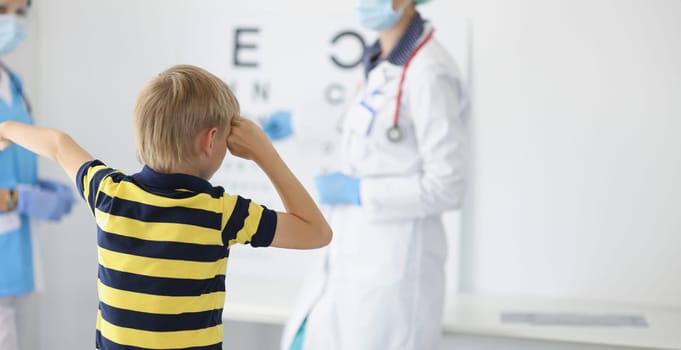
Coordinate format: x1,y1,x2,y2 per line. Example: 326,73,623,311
456,0,681,308
6,0,681,348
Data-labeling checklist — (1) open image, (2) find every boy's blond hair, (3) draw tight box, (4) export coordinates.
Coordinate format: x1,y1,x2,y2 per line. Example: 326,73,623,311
133,64,239,171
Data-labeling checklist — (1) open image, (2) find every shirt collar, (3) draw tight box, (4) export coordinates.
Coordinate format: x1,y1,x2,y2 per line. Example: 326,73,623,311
132,165,221,196
363,12,426,78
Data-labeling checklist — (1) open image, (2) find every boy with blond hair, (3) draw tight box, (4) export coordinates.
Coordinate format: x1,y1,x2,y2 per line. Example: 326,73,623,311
0,64,332,349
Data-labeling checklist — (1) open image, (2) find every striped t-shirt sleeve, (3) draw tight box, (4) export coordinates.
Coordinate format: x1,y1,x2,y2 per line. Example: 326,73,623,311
222,195,277,248
76,159,117,214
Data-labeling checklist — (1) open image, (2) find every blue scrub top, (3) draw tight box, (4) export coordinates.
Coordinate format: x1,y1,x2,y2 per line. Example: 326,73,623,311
0,66,38,297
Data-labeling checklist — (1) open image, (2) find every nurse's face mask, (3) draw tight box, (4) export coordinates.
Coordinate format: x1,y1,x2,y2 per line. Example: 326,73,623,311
0,10,27,56
353,0,411,32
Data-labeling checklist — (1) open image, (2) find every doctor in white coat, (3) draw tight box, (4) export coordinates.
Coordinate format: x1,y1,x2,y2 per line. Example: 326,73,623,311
281,0,468,349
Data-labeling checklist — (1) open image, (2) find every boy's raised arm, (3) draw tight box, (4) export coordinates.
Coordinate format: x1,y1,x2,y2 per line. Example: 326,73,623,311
0,121,94,184
227,117,332,249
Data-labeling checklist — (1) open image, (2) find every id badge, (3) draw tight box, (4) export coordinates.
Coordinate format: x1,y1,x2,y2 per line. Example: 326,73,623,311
0,211,21,235
347,100,376,137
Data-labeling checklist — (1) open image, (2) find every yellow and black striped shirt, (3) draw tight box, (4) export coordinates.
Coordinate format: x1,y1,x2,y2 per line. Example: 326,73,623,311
76,160,277,350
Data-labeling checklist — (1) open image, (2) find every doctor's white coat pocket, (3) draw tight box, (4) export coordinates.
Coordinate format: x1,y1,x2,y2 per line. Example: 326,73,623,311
0,212,21,235
339,218,416,284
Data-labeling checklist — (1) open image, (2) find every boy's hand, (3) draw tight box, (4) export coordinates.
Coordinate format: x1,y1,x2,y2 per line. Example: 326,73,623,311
227,116,276,162
0,137,11,151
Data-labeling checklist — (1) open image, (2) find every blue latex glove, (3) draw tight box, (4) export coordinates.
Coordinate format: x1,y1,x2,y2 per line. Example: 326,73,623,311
262,110,293,141
17,180,75,221
314,172,361,205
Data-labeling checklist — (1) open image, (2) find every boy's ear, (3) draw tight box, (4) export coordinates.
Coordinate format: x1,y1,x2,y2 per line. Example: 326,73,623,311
197,127,219,156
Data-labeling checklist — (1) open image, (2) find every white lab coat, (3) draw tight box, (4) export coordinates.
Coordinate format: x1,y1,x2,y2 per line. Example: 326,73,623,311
282,25,468,350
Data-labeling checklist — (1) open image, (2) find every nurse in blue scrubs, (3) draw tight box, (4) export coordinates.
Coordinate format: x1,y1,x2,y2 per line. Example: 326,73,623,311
0,1,74,349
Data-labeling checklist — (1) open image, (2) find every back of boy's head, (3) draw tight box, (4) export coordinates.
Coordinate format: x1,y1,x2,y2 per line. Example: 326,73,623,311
133,64,239,171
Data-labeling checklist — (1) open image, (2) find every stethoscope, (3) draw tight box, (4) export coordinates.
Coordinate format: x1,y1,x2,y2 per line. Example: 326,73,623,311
385,28,435,143
336,28,435,143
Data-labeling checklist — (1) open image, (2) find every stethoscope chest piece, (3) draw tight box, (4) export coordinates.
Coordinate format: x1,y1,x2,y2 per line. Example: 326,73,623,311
386,125,403,143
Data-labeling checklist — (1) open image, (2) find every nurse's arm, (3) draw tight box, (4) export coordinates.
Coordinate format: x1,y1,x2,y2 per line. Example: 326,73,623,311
0,121,94,184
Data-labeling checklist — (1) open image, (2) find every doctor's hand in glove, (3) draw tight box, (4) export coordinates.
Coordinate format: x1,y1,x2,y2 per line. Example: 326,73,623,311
261,111,293,141
17,180,75,221
315,172,361,206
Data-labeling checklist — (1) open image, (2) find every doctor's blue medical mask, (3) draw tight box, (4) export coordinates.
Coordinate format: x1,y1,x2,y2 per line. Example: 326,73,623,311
353,0,411,32
0,15,27,56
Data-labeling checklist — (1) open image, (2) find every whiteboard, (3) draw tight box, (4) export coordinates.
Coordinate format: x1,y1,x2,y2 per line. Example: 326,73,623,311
23,1,470,294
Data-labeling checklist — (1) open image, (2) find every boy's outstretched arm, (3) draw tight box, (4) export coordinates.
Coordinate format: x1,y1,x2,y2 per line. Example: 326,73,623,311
227,117,332,249
0,121,94,184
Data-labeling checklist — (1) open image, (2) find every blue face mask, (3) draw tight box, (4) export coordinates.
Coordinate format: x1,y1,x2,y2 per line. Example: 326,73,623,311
353,0,409,32
0,15,27,56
